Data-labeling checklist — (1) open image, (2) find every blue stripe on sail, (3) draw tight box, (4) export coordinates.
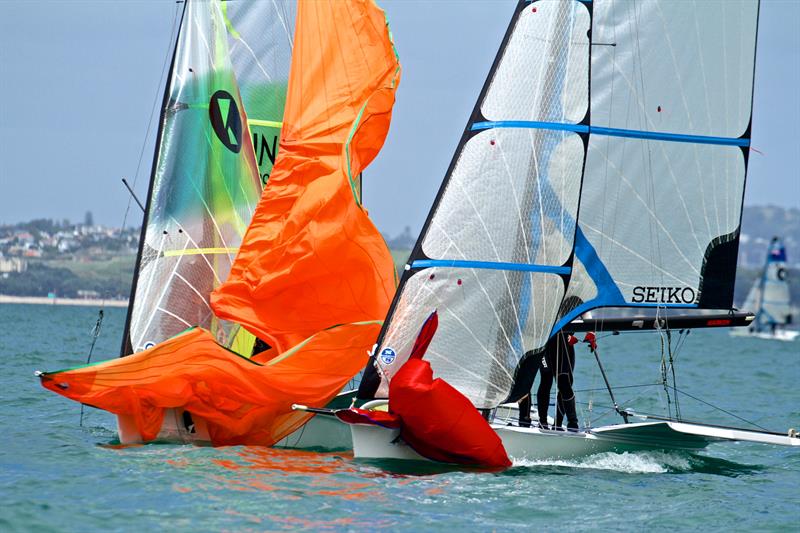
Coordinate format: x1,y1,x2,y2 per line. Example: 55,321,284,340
550,227,698,334
472,121,589,134
411,259,571,275
470,121,750,147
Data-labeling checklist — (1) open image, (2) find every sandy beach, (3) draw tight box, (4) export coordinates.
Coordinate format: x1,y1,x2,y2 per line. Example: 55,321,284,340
0,294,128,308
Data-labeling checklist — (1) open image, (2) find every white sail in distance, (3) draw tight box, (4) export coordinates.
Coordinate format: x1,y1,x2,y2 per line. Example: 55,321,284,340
744,237,793,331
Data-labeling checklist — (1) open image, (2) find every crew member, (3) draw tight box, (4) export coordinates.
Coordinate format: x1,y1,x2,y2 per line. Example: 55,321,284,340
518,331,579,430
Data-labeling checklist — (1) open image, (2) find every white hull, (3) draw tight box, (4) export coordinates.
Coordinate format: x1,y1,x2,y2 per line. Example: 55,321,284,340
730,328,799,342
348,411,800,463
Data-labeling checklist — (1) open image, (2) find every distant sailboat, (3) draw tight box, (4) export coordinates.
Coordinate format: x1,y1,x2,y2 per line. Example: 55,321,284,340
733,237,798,341
321,0,799,464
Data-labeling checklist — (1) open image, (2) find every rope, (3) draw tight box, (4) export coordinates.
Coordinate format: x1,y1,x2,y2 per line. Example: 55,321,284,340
656,314,674,418
575,383,660,393
579,383,770,432
668,329,681,419
79,307,104,427
673,387,770,432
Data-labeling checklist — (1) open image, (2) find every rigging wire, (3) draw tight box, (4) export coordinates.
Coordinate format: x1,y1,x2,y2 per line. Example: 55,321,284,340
656,316,673,417
581,344,770,432
673,387,769,432
575,382,659,394
121,3,183,232
79,307,105,427
668,329,681,419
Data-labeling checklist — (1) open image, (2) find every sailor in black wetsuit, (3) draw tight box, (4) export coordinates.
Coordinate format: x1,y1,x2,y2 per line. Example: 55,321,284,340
518,331,579,430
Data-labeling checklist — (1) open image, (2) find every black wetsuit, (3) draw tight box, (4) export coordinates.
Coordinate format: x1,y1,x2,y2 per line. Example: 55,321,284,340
518,332,579,430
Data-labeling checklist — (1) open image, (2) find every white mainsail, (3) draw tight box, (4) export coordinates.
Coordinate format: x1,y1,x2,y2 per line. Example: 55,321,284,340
358,0,760,409
556,0,759,331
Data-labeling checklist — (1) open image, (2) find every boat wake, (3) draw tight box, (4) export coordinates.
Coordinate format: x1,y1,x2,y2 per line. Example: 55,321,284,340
512,451,763,476
513,451,679,473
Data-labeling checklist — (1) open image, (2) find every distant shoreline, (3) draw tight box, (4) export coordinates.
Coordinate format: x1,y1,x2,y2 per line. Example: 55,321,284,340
0,294,128,308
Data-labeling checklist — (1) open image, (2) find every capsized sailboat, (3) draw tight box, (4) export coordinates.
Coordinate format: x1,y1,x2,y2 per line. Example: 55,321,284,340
323,0,799,464
732,237,798,341
38,0,401,448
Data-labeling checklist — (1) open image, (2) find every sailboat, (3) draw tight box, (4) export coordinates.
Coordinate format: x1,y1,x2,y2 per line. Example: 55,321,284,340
38,0,401,449
317,0,800,464
114,0,290,444
732,237,798,341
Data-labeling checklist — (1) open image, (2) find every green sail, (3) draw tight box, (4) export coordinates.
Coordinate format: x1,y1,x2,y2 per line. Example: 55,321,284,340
123,0,295,355
225,0,295,186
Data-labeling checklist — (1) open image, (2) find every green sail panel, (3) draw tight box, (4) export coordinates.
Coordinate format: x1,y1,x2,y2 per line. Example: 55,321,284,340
224,0,296,185
125,0,263,353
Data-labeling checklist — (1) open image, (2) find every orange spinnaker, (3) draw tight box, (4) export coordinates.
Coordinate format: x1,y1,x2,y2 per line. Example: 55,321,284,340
211,0,401,353
40,325,377,446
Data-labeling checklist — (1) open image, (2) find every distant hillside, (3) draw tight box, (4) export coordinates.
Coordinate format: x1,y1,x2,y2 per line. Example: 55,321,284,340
383,226,416,250
739,205,800,267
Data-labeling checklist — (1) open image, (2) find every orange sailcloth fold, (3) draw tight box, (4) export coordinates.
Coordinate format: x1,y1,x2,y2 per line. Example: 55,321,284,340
40,325,378,446
210,0,401,353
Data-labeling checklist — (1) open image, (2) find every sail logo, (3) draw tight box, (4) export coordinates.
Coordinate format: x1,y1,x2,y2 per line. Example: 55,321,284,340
631,286,696,304
209,90,242,153
379,347,397,365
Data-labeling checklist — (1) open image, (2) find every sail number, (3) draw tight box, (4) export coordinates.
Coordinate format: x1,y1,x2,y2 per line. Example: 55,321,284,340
253,132,279,186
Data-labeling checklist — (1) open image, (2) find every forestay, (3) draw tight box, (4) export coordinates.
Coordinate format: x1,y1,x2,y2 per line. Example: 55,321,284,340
358,0,760,410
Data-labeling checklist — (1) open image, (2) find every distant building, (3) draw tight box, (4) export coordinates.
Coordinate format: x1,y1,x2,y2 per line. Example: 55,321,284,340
77,289,100,299
58,238,77,252
0,257,27,273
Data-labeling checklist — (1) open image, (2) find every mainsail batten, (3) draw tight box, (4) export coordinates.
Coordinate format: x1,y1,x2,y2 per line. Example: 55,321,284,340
411,259,571,275
472,121,750,146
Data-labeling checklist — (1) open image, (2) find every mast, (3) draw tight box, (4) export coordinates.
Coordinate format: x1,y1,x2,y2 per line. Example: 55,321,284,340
755,246,770,331
120,0,188,356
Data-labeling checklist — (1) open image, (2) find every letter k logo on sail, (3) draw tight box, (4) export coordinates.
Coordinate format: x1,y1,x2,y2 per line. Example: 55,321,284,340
209,90,243,153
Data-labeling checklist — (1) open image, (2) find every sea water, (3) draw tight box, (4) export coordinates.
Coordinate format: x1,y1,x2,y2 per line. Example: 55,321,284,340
1,303,798,531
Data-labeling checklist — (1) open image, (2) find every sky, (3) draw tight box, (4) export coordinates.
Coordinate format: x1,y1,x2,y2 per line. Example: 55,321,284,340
1,0,798,238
